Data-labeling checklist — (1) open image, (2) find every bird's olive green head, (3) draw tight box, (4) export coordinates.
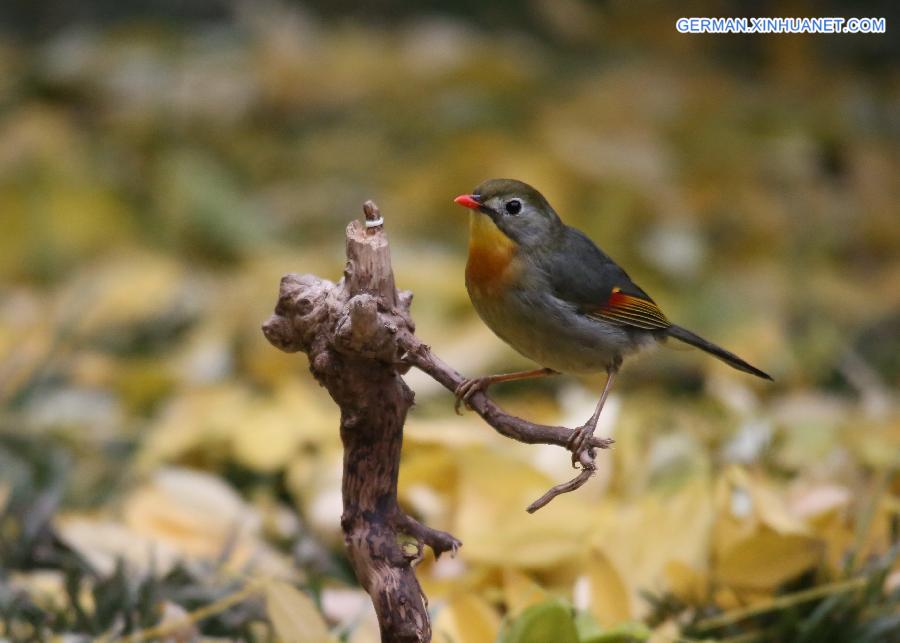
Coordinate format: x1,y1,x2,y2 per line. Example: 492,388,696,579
454,178,562,247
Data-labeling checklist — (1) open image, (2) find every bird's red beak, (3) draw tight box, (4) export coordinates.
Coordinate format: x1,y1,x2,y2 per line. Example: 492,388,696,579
453,194,482,210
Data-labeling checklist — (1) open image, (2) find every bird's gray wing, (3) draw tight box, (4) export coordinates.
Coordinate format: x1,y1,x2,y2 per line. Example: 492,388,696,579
541,227,670,331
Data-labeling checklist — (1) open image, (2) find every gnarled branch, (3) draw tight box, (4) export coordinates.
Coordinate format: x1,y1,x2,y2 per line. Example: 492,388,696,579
261,201,612,641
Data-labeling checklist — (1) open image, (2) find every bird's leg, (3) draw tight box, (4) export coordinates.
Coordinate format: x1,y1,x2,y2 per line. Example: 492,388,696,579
567,368,618,467
455,367,557,414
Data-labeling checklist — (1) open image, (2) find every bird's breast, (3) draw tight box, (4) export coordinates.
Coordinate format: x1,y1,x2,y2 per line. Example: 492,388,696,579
465,214,522,297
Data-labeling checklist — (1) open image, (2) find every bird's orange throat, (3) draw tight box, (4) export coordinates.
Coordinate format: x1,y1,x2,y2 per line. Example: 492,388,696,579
465,212,520,296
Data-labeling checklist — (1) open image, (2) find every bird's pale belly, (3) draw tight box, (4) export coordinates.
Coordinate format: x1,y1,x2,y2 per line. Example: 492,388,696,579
467,283,652,374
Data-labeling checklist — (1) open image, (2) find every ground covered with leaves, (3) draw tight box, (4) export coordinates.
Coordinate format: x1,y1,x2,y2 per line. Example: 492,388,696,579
1,3,898,642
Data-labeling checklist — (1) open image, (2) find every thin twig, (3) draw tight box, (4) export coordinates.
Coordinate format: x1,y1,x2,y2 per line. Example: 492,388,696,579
399,335,613,510
695,577,867,632
108,580,263,643
400,336,613,449
527,464,595,513
846,471,888,574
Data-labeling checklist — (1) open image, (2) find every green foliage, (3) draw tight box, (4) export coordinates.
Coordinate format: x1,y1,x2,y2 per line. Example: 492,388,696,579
499,601,653,643
498,599,579,643
579,622,651,643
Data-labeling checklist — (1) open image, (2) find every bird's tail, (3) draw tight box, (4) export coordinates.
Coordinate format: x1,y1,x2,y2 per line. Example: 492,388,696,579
667,325,772,381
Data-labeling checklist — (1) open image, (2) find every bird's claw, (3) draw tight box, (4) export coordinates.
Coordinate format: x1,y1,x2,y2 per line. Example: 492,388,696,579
454,377,490,414
567,424,597,469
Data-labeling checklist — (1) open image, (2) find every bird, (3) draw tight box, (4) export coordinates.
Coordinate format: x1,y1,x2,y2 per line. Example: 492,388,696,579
452,178,772,465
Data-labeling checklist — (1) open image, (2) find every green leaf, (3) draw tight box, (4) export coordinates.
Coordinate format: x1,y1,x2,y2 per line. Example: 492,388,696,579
498,598,579,643
574,610,604,640
579,621,652,643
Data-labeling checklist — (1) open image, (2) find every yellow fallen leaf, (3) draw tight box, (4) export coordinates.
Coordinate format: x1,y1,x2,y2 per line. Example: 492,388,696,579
399,445,459,497
125,467,261,556
752,479,809,536
813,509,855,574
123,468,296,579
404,416,493,449
433,594,501,643
502,568,548,616
584,547,632,626
137,385,253,471
232,404,307,473
650,619,681,643
63,252,183,340
240,319,308,386
114,356,175,413
454,447,591,568
717,530,823,591
846,418,900,470
140,379,336,474
265,579,333,643
664,560,707,605
235,381,336,471
814,493,894,574
56,517,180,576
788,483,850,520
588,478,713,618
713,586,742,611
712,468,759,561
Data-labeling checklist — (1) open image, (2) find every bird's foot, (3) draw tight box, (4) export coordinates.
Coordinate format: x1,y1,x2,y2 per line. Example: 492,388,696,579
454,376,492,414
567,423,598,469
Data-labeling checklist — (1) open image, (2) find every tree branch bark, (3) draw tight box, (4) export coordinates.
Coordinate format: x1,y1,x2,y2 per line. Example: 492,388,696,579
261,201,612,641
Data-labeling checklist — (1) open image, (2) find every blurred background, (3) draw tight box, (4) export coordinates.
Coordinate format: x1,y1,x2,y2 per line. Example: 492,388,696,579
0,1,898,641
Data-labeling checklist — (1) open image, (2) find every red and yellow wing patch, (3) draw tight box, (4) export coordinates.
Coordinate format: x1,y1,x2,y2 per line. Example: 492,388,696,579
585,287,670,330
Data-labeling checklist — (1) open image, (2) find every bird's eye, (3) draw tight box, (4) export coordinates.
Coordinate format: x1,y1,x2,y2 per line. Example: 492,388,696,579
504,199,522,215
